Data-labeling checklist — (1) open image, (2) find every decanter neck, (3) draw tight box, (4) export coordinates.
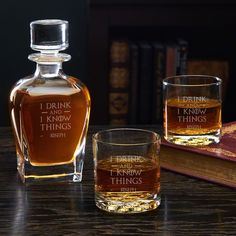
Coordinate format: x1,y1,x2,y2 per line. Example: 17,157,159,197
35,63,62,78
28,52,71,78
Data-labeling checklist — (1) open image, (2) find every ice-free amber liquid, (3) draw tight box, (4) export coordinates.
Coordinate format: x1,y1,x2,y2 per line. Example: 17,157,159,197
164,98,221,145
10,77,90,182
95,155,160,213
11,82,90,166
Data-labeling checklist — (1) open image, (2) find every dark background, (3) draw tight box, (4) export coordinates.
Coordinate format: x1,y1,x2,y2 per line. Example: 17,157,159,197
1,0,236,126
0,0,88,126
88,0,236,125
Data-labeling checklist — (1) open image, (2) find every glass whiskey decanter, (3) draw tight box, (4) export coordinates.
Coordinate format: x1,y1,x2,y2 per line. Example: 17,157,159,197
9,19,91,183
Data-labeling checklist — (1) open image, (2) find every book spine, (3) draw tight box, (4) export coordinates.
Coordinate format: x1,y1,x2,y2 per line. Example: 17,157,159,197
128,42,139,124
108,40,130,125
152,42,166,124
165,43,178,77
137,42,153,124
176,39,188,75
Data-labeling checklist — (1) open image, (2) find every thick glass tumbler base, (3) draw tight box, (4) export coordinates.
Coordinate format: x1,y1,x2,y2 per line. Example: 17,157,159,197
17,154,84,184
95,192,161,214
165,129,221,146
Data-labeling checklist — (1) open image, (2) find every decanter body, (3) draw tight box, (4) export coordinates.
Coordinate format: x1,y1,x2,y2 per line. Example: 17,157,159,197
9,20,90,183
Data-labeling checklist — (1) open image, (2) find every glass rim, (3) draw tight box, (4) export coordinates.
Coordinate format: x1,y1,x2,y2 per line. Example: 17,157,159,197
163,75,222,87
30,19,68,26
92,128,160,146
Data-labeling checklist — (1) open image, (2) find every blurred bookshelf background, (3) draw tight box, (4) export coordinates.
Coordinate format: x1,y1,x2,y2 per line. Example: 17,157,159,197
88,0,236,125
1,0,236,126
107,38,228,125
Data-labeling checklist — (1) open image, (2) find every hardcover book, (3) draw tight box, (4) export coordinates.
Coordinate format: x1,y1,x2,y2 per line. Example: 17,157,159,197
108,40,130,125
165,42,178,77
137,41,153,124
152,42,166,124
176,39,188,75
128,42,139,124
160,121,236,188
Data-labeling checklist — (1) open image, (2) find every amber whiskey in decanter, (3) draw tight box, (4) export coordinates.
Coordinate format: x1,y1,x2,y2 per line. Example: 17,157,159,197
9,19,91,183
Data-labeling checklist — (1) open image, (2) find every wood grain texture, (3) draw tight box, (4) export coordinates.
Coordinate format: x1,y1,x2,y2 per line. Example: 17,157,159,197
0,126,236,235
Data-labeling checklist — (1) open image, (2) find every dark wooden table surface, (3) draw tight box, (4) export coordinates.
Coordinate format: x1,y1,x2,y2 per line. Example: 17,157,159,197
0,126,236,236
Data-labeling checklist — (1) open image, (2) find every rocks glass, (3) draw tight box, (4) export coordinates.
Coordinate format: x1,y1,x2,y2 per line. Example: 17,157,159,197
93,128,161,214
163,75,222,146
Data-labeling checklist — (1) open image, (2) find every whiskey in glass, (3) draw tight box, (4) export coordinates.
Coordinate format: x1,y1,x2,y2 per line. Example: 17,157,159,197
93,128,161,214
163,75,222,146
